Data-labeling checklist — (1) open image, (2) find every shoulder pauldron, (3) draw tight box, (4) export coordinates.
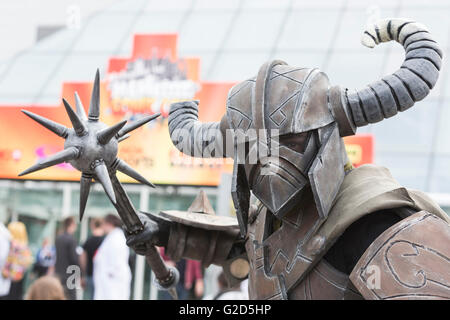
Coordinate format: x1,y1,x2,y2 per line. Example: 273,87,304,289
350,211,450,300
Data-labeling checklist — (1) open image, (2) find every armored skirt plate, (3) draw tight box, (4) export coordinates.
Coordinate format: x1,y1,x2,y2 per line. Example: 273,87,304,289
159,210,239,232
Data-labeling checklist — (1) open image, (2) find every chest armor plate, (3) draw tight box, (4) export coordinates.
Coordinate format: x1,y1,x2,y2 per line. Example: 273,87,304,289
245,188,361,299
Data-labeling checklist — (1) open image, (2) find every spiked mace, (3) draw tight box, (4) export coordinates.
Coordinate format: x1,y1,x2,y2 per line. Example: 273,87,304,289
19,69,179,299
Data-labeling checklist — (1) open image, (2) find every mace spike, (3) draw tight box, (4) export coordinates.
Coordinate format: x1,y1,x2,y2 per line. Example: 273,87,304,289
88,69,100,121
19,147,79,176
79,173,92,221
93,160,116,204
113,158,155,188
74,91,88,121
63,98,87,136
22,110,68,138
117,113,161,138
97,120,127,145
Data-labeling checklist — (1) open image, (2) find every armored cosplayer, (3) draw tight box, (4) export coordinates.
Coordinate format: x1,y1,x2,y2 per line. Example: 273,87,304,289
18,17,450,300
126,18,450,300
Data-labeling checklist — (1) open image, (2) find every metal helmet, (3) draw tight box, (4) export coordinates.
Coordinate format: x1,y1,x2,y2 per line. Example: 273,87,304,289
168,18,442,235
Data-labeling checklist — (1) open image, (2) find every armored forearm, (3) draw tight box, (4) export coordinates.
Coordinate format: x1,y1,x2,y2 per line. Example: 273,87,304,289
165,221,241,267
162,219,249,286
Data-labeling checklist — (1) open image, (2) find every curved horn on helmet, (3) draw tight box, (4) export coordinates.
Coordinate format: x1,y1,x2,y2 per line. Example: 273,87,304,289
168,100,230,158
330,18,442,136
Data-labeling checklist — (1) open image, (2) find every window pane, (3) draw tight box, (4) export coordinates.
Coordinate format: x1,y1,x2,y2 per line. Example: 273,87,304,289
0,53,63,97
271,50,327,70
8,188,63,220
73,13,136,53
375,153,430,191
345,0,401,9
399,8,450,45
324,50,386,89
428,155,450,193
118,11,185,55
179,12,235,52
34,28,82,54
225,10,285,50
372,99,439,154
333,8,395,50
40,53,111,99
207,52,269,81
292,0,345,9
194,0,242,10
434,103,450,154
277,10,340,50
242,0,290,9
104,0,149,13
144,0,194,12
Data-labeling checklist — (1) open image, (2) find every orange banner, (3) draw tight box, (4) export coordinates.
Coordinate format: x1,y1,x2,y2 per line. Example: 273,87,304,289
0,34,234,186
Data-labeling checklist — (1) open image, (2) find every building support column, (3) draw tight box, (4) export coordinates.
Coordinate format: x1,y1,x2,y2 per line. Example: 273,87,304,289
133,186,149,300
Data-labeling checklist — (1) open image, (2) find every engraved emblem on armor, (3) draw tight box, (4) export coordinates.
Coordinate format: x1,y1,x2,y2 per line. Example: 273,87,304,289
386,240,450,290
350,211,450,300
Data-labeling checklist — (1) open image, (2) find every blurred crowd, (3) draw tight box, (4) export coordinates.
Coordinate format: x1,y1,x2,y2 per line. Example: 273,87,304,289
0,215,248,300
0,214,130,300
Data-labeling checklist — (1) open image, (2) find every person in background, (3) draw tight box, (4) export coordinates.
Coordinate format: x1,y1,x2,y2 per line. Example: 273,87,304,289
0,222,11,299
93,214,131,300
185,259,204,299
32,238,56,278
2,221,33,300
25,275,66,300
54,216,80,300
80,218,105,300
